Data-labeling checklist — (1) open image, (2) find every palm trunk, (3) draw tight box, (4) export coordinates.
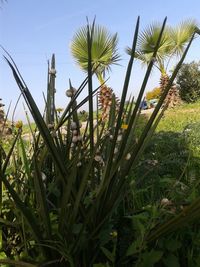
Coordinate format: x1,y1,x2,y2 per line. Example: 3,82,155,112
160,73,182,108
97,74,119,120
99,85,118,120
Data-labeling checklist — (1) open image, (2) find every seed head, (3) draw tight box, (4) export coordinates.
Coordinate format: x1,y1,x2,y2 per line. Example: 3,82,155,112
125,153,131,160
71,122,77,130
66,89,73,97
49,68,56,75
72,136,78,143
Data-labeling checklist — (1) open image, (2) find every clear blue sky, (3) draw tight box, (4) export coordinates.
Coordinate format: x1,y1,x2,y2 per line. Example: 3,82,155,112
1,0,200,121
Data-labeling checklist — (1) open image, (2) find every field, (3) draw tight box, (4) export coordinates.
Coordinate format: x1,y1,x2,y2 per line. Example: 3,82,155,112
157,101,200,132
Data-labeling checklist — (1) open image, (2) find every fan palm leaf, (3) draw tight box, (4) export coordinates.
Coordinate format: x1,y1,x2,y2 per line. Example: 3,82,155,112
169,19,197,57
71,24,120,79
126,23,172,68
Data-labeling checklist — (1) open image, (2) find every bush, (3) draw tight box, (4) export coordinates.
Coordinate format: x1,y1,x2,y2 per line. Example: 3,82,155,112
146,87,161,101
176,61,200,103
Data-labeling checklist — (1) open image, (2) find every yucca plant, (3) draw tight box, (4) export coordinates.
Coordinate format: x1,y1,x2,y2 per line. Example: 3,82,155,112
0,17,199,266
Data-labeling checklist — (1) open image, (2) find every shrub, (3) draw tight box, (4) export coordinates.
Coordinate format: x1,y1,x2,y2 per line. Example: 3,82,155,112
146,87,161,100
176,61,200,103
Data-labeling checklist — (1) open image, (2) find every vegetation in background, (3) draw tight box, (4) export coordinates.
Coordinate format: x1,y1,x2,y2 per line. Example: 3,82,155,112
1,17,200,267
157,101,200,132
127,19,197,107
177,61,200,103
146,87,161,101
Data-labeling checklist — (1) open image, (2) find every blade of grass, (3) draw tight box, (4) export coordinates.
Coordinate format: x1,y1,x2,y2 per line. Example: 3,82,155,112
33,156,52,239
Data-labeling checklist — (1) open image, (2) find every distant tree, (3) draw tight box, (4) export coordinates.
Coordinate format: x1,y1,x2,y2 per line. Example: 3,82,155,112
146,87,161,100
176,61,200,103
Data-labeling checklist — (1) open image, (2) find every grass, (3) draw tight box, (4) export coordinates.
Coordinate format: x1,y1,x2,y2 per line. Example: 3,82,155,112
156,100,200,132
20,100,200,138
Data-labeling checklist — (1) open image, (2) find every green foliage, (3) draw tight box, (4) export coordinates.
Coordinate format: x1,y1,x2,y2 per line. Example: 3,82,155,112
71,23,120,81
176,61,200,103
1,18,199,267
156,101,200,132
126,19,197,73
184,122,200,157
78,110,88,122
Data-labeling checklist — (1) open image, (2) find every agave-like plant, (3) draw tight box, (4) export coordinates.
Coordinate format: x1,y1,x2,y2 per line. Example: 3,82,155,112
0,18,199,267
71,22,120,120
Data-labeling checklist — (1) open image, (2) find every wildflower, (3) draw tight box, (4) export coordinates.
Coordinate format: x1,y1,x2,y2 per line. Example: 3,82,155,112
15,120,23,129
121,124,128,130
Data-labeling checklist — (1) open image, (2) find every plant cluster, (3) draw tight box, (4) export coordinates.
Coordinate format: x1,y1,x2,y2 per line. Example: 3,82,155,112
176,61,200,103
0,17,200,267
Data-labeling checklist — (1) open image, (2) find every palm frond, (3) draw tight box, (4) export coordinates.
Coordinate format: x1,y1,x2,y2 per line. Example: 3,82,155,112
170,19,197,56
71,24,120,77
127,22,172,66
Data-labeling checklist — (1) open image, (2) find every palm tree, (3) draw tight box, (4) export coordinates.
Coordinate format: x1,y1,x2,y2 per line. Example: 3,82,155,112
127,20,197,107
71,23,120,119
